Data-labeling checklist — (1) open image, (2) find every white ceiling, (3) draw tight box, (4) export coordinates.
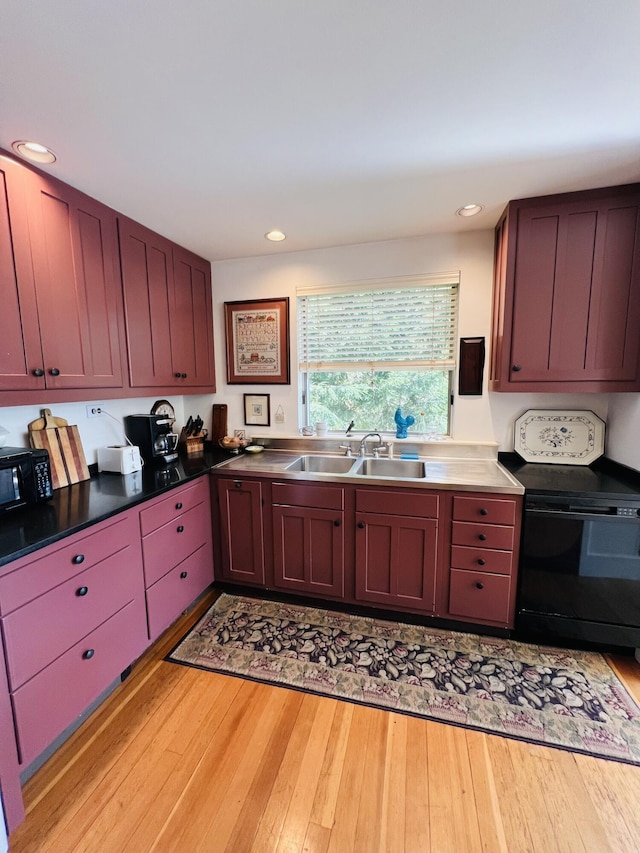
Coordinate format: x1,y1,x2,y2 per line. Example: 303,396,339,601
2,1,639,261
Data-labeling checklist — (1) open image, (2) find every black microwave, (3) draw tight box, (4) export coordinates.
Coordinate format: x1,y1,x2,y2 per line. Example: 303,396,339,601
0,447,53,513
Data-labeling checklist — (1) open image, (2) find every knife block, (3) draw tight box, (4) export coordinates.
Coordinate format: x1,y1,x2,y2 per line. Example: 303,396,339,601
179,427,206,454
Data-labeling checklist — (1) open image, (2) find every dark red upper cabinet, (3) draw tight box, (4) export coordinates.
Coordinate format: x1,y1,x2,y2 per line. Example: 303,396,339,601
23,168,125,390
490,184,640,392
171,246,215,389
0,155,44,391
118,217,175,388
118,218,215,390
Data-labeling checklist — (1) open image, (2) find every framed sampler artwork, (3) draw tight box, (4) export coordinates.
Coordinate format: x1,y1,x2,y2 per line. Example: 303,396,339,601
225,297,290,384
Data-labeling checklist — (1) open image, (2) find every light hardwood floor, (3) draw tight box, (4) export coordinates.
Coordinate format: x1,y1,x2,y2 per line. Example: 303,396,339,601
9,590,640,853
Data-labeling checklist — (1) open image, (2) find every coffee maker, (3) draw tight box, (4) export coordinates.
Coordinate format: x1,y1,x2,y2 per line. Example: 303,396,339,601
124,415,179,464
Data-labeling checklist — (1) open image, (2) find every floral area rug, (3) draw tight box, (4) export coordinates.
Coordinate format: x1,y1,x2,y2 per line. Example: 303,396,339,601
167,593,640,765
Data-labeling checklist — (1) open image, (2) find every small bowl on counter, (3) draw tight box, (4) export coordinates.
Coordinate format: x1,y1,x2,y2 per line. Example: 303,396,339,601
218,436,251,454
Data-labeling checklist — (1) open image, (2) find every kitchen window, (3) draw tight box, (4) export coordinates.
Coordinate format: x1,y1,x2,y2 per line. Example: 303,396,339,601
297,273,459,435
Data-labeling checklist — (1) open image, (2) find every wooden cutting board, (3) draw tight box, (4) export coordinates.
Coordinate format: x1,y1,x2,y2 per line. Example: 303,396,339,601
211,404,228,444
28,410,90,490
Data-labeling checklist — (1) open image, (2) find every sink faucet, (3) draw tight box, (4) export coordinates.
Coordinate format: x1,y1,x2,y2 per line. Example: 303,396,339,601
359,433,382,457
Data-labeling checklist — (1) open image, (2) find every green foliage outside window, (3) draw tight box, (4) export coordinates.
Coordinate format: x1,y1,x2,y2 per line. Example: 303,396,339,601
306,370,450,435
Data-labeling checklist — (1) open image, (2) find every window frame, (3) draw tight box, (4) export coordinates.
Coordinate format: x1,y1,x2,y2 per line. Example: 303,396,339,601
297,272,460,436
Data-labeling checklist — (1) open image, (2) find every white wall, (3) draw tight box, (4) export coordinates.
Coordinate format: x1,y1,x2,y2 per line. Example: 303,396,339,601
606,394,640,470
211,230,614,455
0,397,189,466
2,228,635,469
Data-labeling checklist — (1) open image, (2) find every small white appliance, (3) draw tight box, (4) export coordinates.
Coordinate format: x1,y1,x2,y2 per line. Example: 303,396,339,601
97,445,143,475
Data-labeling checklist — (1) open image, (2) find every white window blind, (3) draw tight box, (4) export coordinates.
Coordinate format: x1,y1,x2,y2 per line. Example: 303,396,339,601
297,273,460,372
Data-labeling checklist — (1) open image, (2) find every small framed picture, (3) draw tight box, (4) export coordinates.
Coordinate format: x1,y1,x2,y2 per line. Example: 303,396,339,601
243,394,271,427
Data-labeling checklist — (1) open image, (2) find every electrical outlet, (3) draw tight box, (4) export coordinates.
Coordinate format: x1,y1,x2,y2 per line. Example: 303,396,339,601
86,405,104,418
234,429,246,440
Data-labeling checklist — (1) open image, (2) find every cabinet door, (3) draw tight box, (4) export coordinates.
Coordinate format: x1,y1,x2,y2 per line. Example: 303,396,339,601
509,201,598,383
272,504,344,597
495,188,640,390
171,246,215,388
118,217,175,387
586,200,640,380
355,512,437,613
0,155,44,390
25,170,124,389
217,479,265,585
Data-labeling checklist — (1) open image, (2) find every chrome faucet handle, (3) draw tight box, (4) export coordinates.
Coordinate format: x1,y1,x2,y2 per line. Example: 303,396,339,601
359,432,382,456
372,442,391,458
339,444,354,457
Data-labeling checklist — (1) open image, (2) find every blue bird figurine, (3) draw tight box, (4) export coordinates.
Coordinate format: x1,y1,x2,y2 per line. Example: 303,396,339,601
394,408,415,439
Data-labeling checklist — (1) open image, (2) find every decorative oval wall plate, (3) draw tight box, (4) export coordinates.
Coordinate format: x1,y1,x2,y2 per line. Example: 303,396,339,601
514,410,605,465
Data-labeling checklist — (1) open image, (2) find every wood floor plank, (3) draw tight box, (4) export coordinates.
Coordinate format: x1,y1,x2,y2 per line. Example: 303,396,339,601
427,720,483,853
574,754,640,852
404,716,431,853
273,696,340,853
326,704,372,853
378,713,408,853
249,692,326,852
500,739,578,853
195,685,303,852
119,674,246,852
222,688,315,853
148,680,272,851
520,745,588,853
465,730,509,853
482,736,537,853
352,708,389,852
308,700,355,830
302,821,332,853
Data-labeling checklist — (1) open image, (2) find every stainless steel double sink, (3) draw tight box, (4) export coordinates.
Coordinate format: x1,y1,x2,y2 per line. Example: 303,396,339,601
285,455,425,479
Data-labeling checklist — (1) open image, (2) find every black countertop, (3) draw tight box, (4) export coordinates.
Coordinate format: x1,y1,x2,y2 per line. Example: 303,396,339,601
0,447,230,568
498,453,640,501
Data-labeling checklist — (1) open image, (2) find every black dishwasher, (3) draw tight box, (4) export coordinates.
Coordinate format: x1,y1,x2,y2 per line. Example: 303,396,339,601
518,494,640,647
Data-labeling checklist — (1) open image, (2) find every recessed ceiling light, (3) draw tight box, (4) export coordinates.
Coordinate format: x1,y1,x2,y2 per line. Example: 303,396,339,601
265,230,286,242
12,140,57,164
456,204,484,217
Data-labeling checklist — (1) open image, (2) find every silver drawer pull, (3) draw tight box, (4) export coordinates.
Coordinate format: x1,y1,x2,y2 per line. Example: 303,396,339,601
76,586,89,597
82,649,95,660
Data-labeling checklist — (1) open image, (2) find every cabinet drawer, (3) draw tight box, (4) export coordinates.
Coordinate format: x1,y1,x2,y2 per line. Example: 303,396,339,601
0,512,136,615
272,482,344,511
145,543,213,641
142,500,211,588
139,477,208,536
450,545,514,576
3,545,140,691
451,521,514,551
452,496,516,526
12,597,147,768
355,489,439,518
448,569,512,625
